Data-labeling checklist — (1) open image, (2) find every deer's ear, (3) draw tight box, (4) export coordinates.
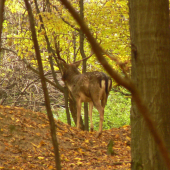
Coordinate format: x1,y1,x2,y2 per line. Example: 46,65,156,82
75,61,81,68
62,62,69,68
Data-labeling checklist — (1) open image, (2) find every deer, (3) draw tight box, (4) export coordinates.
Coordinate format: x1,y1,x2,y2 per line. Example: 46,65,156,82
60,59,112,137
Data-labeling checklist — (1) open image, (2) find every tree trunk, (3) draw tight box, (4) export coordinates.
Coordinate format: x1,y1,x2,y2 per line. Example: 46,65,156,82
79,0,89,131
0,0,5,49
63,87,71,125
129,0,170,169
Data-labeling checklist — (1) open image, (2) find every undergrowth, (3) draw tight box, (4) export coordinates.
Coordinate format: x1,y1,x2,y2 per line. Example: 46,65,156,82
55,89,131,130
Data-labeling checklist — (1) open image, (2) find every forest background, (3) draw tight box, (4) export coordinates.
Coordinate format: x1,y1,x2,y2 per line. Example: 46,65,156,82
0,0,131,131
1,0,170,169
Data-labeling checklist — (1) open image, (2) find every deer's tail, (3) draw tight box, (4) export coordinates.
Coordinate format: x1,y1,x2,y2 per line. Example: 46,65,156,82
101,73,112,107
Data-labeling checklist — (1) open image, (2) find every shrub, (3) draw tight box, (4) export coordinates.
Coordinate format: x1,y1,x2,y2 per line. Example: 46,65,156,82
56,90,131,130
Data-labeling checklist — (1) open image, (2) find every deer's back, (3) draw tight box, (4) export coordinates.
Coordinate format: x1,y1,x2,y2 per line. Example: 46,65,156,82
68,71,112,103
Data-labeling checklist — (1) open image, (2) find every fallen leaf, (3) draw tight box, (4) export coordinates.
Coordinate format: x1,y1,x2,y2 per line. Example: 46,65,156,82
38,156,44,160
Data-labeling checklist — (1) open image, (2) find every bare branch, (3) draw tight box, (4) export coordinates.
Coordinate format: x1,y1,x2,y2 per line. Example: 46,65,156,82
74,51,94,64
105,52,129,78
1,47,64,93
0,0,6,50
34,0,64,93
54,39,67,63
24,0,61,169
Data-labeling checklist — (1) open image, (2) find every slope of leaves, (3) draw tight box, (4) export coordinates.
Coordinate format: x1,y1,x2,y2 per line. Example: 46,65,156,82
0,105,131,170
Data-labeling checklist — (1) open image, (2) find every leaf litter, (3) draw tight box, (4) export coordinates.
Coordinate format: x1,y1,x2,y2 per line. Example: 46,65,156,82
0,105,131,170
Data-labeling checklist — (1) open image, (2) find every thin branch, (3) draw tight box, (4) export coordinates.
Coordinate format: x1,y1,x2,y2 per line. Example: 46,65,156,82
24,1,61,169
1,47,64,93
74,51,94,64
54,40,67,63
1,47,18,55
50,2,80,32
111,88,131,96
0,0,6,50
24,59,64,93
105,51,129,78
35,0,64,93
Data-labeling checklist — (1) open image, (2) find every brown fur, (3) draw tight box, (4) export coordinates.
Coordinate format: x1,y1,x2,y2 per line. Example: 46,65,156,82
62,61,112,137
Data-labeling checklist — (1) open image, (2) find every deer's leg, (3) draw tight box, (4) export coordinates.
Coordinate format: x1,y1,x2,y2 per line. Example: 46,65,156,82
94,101,104,138
89,101,94,132
76,99,81,129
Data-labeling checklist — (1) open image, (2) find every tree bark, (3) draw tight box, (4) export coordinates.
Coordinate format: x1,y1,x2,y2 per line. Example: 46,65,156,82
0,0,5,50
129,0,170,169
63,87,71,125
79,0,89,131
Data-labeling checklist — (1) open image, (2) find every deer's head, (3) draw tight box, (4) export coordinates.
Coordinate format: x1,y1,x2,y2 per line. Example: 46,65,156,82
62,61,81,82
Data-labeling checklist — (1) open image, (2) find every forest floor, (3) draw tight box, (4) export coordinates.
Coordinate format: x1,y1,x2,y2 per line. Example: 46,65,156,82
0,105,131,170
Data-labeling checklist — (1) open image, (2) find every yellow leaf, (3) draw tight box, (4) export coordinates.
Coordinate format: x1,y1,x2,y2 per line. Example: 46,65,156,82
16,119,20,122
61,154,64,158
126,136,131,141
41,124,47,128
41,30,46,35
11,117,15,120
57,132,62,136
84,139,89,143
64,158,69,162
38,156,44,160
37,140,46,148
126,146,131,150
76,161,83,166
122,125,129,128
36,133,41,136
74,157,81,161
78,148,85,154
31,142,38,148
86,162,91,165
48,165,54,169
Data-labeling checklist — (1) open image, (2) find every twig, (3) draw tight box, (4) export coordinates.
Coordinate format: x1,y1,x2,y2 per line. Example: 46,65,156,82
111,88,131,96
110,161,131,165
105,51,129,77
74,51,94,63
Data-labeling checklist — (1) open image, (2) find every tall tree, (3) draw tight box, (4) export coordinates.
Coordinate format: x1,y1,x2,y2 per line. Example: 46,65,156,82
129,0,170,169
79,0,89,131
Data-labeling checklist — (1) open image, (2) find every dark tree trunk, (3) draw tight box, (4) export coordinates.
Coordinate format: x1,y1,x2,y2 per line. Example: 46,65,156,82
129,0,170,169
63,87,71,125
0,0,5,49
79,0,89,131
